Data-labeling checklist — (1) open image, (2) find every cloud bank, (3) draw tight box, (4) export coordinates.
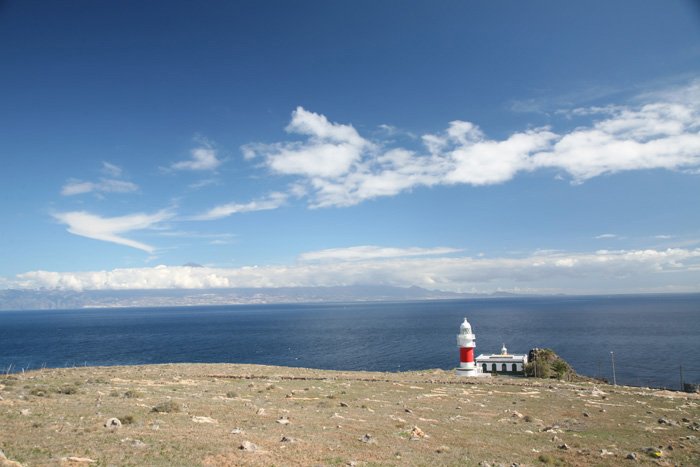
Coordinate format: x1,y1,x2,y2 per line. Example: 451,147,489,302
7,247,699,293
237,82,700,210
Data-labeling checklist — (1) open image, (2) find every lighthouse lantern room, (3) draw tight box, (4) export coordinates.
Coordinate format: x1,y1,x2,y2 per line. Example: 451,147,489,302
456,317,478,376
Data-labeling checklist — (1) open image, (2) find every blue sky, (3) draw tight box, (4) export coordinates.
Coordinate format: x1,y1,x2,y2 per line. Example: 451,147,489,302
1,0,700,295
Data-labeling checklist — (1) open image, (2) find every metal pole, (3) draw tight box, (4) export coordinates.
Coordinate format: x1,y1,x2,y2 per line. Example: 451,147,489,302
610,352,616,386
680,364,683,392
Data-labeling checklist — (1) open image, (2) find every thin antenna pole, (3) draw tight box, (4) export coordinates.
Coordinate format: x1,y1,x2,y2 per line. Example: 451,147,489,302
610,352,616,386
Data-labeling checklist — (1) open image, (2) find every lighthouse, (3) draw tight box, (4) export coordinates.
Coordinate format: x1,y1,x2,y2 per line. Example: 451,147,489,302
456,317,477,376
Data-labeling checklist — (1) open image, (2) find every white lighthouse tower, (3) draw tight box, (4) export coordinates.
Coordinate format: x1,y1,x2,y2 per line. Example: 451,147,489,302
456,317,477,376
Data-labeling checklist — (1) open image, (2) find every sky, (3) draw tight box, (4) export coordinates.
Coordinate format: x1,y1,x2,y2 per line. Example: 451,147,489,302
1,0,700,295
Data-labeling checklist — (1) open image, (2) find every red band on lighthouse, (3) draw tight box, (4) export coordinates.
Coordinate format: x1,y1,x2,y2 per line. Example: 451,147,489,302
460,347,474,363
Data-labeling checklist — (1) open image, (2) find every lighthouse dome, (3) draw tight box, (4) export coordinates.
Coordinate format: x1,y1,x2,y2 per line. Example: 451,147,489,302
460,318,472,335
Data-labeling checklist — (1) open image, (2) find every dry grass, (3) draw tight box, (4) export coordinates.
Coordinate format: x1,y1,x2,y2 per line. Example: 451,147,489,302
1,363,699,466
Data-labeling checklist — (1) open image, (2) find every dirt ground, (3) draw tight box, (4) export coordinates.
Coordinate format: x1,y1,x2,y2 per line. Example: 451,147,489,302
1,363,699,466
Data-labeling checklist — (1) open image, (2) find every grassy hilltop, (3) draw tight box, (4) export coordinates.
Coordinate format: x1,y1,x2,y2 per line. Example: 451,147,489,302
1,364,699,466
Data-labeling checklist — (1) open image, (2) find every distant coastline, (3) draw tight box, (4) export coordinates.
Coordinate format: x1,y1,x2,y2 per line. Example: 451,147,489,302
0,285,528,311
0,285,696,311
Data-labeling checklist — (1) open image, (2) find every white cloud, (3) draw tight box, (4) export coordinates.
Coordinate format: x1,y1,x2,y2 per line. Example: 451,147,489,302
170,147,222,171
298,246,464,262
61,178,139,196
244,107,374,179
52,209,173,253
6,247,699,293
101,161,123,177
193,192,288,220
240,82,700,209
595,234,618,239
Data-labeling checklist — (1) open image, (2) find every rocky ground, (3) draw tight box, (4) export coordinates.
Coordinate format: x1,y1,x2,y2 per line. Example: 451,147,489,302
1,363,699,466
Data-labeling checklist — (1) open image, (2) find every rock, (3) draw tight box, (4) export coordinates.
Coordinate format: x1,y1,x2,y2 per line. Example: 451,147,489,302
19,409,30,416
551,436,561,442
104,418,122,429
256,408,265,415
600,409,606,413
65,457,97,464
280,436,295,442
230,428,244,434
478,462,491,467
558,444,570,450
626,452,637,460
436,445,450,453
276,418,290,425
409,437,421,441
1,448,24,467
191,416,217,424
359,434,374,443
239,441,256,452
682,417,691,423
151,424,159,431
658,418,670,425
340,402,349,407
583,412,590,417
131,440,146,449
410,426,426,438
405,409,412,413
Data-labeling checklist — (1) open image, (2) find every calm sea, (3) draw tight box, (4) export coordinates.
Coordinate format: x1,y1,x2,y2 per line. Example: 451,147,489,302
0,294,698,390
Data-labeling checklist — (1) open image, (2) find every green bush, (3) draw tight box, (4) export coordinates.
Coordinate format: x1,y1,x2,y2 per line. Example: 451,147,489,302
124,389,143,398
152,401,182,413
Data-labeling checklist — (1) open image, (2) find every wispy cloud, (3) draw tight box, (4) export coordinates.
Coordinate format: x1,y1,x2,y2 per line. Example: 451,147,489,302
239,81,700,209
61,161,138,196
192,192,288,220
7,247,700,292
298,246,464,262
595,234,618,239
52,209,174,253
61,178,139,196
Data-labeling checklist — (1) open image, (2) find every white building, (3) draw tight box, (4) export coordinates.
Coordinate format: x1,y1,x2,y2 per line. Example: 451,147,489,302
476,344,528,375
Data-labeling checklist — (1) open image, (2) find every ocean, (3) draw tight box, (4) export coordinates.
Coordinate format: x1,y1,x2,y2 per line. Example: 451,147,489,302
0,294,698,390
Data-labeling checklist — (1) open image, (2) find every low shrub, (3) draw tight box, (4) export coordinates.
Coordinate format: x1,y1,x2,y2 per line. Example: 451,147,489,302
152,401,182,413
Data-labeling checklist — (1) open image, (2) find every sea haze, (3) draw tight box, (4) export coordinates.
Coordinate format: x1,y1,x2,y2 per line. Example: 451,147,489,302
0,294,698,390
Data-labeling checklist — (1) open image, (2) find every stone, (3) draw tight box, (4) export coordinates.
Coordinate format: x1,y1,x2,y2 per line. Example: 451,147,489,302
359,434,374,443
626,452,637,460
583,412,590,417
191,416,217,424
230,428,244,434
239,441,256,452
256,408,265,415
131,440,146,449
104,418,122,429
276,418,291,425
280,436,295,442
19,409,30,416
557,444,570,450
478,462,491,467
340,402,349,407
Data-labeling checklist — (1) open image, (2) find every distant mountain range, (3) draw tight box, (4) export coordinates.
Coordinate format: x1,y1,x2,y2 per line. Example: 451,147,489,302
0,286,526,311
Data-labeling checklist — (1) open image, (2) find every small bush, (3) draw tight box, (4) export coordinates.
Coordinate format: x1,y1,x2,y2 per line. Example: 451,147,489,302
538,453,563,465
55,385,79,395
523,415,534,423
226,391,238,398
124,389,143,398
109,390,120,397
30,386,50,397
152,401,182,413
119,415,136,425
